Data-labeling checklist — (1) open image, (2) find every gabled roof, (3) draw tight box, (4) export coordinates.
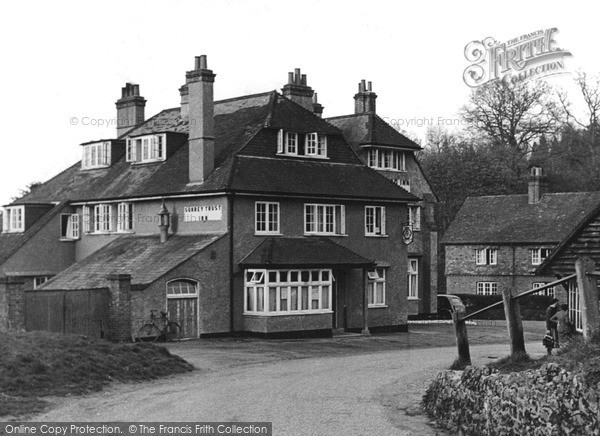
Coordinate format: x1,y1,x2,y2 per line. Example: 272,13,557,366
239,237,374,268
0,202,68,266
327,113,422,150
536,200,600,274
441,192,600,245
15,92,414,205
40,234,225,290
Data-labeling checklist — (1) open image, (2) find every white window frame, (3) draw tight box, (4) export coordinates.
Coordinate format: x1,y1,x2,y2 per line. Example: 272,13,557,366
367,268,386,307
317,135,327,157
255,202,280,234
397,179,411,192
82,142,111,170
60,213,80,240
166,279,199,298
475,248,497,265
93,204,112,233
304,204,345,236
533,282,555,297
365,206,386,236
33,276,52,290
305,132,318,155
408,206,421,231
277,129,284,154
117,202,134,232
244,269,333,315
129,134,166,164
2,206,24,233
476,282,498,295
82,206,91,233
408,259,419,300
285,132,298,155
531,248,551,265
367,149,406,171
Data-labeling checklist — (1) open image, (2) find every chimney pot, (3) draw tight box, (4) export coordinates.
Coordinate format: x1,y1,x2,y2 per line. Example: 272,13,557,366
361,79,366,91
288,72,294,84
312,93,318,103
301,74,307,86
367,81,372,92
294,68,301,84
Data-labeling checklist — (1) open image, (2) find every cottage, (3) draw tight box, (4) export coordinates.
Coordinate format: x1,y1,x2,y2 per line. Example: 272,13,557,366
0,56,435,339
442,167,600,302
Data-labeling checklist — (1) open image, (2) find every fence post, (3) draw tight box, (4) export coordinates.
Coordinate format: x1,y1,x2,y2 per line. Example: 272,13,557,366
575,257,600,342
452,311,471,367
502,287,526,356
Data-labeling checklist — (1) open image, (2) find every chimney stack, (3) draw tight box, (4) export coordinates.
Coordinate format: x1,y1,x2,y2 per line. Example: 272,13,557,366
282,68,316,113
115,83,146,137
354,79,377,114
528,166,548,204
186,55,216,184
312,93,324,118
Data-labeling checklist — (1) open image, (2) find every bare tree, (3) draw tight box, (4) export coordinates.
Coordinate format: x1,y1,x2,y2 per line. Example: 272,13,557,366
558,71,600,149
461,79,562,162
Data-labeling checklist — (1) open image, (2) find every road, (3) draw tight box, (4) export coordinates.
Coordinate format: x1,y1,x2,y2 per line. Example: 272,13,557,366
32,330,546,435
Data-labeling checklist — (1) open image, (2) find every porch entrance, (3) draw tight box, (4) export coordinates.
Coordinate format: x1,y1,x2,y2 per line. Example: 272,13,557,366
166,279,199,339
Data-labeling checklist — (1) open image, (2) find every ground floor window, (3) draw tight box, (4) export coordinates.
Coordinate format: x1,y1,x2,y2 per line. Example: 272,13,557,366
476,281,498,295
408,259,418,299
532,282,555,297
367,268,386,307
244,269,332,314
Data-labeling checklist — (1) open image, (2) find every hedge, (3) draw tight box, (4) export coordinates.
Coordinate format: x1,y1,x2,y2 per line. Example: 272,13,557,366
423,363,600,435
456,294,555,321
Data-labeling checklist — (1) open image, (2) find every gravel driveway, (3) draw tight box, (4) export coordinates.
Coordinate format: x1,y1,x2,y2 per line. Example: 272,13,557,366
32,323,547,435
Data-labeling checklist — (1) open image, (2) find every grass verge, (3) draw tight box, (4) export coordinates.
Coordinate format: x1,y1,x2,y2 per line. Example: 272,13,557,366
0,331,194,419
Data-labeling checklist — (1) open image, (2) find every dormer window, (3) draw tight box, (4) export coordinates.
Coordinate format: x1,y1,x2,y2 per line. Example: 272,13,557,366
127,134,166,164
82,142,111,170
367,149,406,171
277,130,328,158
2,206,24,233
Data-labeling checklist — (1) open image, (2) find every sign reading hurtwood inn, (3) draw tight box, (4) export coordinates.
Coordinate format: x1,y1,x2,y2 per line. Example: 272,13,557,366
463,28,572,87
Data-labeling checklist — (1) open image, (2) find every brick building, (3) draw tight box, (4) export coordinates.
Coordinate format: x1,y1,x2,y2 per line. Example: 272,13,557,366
442,167,600,301
0,56,436,339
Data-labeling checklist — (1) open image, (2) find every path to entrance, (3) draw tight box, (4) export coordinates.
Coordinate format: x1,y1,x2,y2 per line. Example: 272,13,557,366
33,323,547,435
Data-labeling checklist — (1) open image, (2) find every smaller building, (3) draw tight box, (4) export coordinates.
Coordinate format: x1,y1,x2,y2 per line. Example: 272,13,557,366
442,167,600,301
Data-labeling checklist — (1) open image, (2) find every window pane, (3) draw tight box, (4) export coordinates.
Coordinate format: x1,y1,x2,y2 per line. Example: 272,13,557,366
311,271,319,281
321,286,329,309
290,286,298,310
256,287,264,311
269,287,277,311
291,271,299,282
247,287,255,311
269,271,277,282
280,287,288,311
301,271,310,282
311,286,319,309
301,286,309,310
279,271,288,282
322,271,329,281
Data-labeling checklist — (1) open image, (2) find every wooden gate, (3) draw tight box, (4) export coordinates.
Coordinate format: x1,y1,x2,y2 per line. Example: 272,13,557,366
25,289,109,338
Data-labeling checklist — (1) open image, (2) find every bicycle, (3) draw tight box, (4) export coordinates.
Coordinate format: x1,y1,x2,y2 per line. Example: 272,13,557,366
135,310,181,342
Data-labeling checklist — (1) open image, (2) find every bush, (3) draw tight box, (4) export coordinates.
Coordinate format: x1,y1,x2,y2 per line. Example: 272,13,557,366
423,363,600,435
456,293,555,320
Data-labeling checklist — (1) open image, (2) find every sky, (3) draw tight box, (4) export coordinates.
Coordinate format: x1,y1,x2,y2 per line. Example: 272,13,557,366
1,0,599,207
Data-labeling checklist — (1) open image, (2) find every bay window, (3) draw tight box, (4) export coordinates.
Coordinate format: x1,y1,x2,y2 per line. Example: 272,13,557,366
245,269,332,314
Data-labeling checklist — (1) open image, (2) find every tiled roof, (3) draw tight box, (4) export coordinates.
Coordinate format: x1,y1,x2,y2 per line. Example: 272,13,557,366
40,234,225,290
15,91,414,204
239,237,374,268
229,155,418,201
441,192,600,244
0,202,68,266
327,114,422,150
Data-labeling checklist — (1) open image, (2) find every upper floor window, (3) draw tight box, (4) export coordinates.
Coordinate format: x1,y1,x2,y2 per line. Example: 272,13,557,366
367,149,406,171
127,134,166,164
533,282,555,297
255,202,280,234
304,204,345,235
396,179,411,192
367,268,386,307
365,206,386,236
475,248,497,265
60,213,80,240
277,130,327,158
93,204,112,233
82,142,111,170
33,276,52,289
531,248,551,265
117,203,134,232
408,206,421,231
2,206,24,233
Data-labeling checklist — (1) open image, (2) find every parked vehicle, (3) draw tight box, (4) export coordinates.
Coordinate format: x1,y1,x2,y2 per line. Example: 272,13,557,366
437,294,466,319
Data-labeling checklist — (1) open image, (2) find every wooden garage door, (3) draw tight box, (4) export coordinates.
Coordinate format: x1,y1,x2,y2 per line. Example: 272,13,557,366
167,280,199,339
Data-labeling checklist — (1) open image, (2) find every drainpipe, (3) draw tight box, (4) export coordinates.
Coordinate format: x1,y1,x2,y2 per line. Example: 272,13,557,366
228,193,235,333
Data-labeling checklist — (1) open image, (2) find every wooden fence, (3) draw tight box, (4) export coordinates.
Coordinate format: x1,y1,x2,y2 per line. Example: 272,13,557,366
452,257,600,366
25,288,109,339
